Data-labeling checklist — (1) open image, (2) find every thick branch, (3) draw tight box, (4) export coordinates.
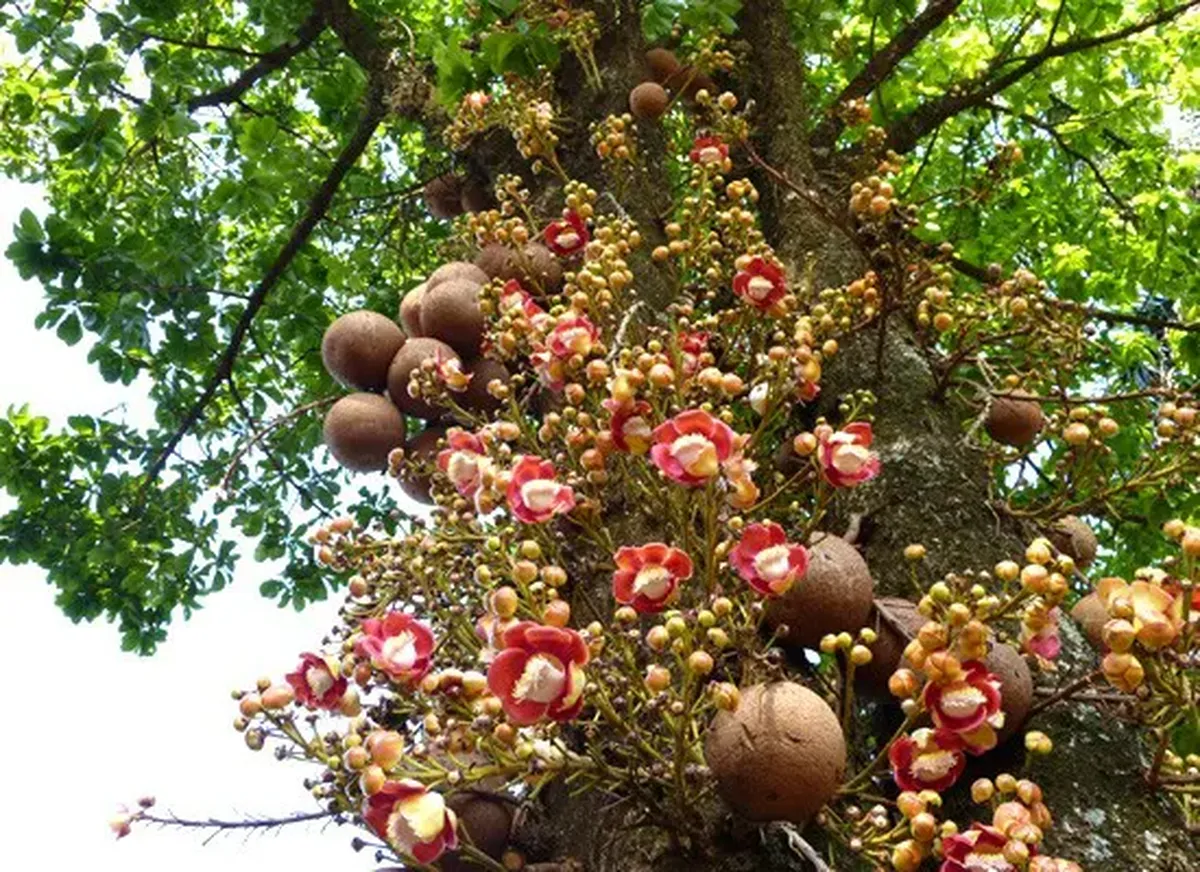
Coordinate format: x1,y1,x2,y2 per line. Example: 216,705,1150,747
186,7,326,111
142,84,386,488
810,0,966,151
318,0,389,73
884,1,1200,154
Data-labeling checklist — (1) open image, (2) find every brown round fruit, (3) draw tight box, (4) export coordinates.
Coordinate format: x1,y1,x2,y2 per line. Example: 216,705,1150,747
423,173,464,220
629,81,669,120
1070,592,1107,649
854,597,924,694
459,178,492,214
440,793,512,872
498,243,564,295
1048,515,1098,567
397,424,446,505
428,261,488,289
704,682,845,824
645,48,681,83
765,533,875,649
462,357,509,414
670,65,716,99
474,243,511,279
420,279,484,359
398,283,426,338
323,393,407,473
320,310,406,392
386,337,460,420
986,390,1045,447
985,643,1033,742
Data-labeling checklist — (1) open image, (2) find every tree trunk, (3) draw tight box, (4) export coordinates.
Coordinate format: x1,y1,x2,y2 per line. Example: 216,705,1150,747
483,2,1199,868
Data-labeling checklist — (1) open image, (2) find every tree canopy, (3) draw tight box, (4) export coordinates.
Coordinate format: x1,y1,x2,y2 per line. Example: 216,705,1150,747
1,0,1197,654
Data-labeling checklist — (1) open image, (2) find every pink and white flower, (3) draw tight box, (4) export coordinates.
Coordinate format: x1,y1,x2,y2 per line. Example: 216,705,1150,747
689,135,729,165
437,429,489,498
817,422,881,488
732,257,788,311
530,347,565,392
546,315,599,359
939,824,1016,872
729,521,808,597
924,660,1003,734
603,398,654,455
487,621,589,725
364,780,458,863
285,652,347,711
678,330,709,375
355,612,436,685
650,409,737,486
506,455,576,524
544,210,589,257
889,728,966,793
612,543,694,613
499,279,550,329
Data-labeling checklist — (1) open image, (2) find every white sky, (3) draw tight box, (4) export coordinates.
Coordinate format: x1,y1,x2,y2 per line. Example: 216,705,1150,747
0,181,379,869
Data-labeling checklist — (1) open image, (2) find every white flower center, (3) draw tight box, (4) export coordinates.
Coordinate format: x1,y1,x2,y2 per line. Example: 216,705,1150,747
962,854,1014,872
623,416,652,442
940,684,987,719
555,231,581,249
698,146,722,164
746,275,775,301
753,544,793,582
520,479,560,513
386,791,446,854
832,443,871,474
559,326,593,355
633,565,673,600
911,748,958,782
447,452,480,487
514,653,566,703
381,631,418,673
670,434,719,478
306,664,333,698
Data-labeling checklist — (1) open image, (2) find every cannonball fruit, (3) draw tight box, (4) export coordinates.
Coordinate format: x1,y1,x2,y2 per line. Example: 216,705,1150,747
423,173,464,220
645,48,681,83
320,310,406,392
855,597,924,694
985,643,1033,742
399,284,426,338
986,390,1045,447
1048,515,1098,567
474,243,510,279
323,393,407,473
397,425,446,505
440,793,511,872
1070,592,1107,649
459,178,491,214
765,533,875,649
629,81,669,120
462,357,509,414
476,242,563,295
421,279,484,358
387,337,460,420
704,682,845,824
427,261,488,289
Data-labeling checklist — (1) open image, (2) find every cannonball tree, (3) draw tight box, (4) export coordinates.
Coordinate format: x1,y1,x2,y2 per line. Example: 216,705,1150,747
3,1,1200,869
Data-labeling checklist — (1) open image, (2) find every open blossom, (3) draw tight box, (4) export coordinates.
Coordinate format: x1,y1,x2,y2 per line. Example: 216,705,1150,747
612,543,694,613
650,409,737,486
939,824,1017,872
355,612,435,685
547,315,599,359
364,780,458,863
437,429,489,498
499,279,550,329
732,257,788,311
689,135,729,165
544,210,589,257
1022,605,1062,661
729,522,808,597
924,660,1003,734
1096,577,1181,649
285,652,347,711
723,453,760,510
817,422,881,487
487,621,588,725
604,399,653,454
436,352,471,392
890,728,966,792
530,347,565,391
678,330,709,375
506,455,575,524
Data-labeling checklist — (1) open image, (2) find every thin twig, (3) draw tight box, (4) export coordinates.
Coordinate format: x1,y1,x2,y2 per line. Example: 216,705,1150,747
221,395,339,493
1027,669,1102,720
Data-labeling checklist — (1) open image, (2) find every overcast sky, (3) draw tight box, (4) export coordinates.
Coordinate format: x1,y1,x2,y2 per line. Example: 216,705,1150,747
0,183,382,869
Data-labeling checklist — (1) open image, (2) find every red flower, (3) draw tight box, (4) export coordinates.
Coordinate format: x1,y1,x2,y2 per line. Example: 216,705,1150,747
285,652,347,711
889,728,966,793
499,279,549,329
355,612,436,685
544,210,589,257
923,660,1003,733
612,543,694,613
650,409,736,486
604,398,654,455
689,135,729,165
487,621,589,725
729,522,809,597
364,780,458,863
529,347,565,392
547,315,598,359
940,825,1014,872
437,429,489,498
678,330,709,375
732,257,788,311
506,455,575,524
818,422,881,487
